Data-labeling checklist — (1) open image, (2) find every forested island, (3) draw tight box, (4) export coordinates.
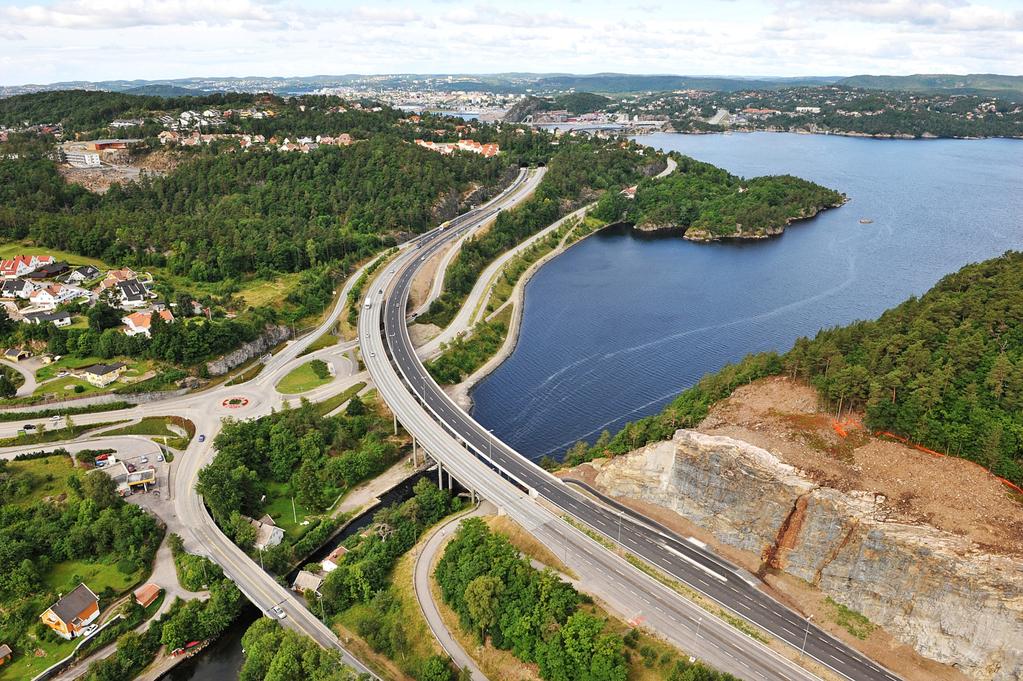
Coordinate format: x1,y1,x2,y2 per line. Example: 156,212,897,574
591,154,845,240
560,251,1023,488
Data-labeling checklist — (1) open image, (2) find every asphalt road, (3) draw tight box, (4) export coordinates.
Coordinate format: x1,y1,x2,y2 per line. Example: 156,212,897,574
361,163,904,681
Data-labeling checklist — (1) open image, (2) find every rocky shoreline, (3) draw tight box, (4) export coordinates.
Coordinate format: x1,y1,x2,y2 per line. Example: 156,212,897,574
633,195,848,242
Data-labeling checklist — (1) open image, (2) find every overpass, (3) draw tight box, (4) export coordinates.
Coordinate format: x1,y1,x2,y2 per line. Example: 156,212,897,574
360,177,904,681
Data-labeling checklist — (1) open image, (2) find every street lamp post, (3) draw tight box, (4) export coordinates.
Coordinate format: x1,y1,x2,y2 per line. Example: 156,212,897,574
801,615,813,658
695,617,703,638
617,511,623,543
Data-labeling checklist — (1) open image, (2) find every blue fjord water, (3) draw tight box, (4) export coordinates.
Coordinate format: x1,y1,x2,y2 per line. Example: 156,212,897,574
470,132,1023,460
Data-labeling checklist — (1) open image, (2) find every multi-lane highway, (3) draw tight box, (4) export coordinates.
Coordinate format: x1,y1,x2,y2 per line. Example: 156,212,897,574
361,177,904,681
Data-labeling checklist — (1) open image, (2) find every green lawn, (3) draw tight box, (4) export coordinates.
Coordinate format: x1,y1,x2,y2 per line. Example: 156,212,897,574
275,360,332,394
3,453,80,507
33,358,153,401
96,416,194,449
0,241,111,270
0,631,78,681
298,331,340,357
43,558,141,596
263,481,317,538
315,382,367,417
0,420,128,448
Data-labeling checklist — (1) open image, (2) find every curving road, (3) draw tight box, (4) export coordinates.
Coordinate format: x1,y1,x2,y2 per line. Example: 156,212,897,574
0,167,546,679
360,164,904,681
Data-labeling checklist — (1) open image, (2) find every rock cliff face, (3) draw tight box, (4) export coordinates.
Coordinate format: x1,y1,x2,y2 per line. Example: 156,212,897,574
205,325,291,376
590,430,1023,681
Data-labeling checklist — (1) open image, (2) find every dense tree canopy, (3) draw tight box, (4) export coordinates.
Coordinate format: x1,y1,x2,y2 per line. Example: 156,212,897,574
436,518,627,681
592,153,844,239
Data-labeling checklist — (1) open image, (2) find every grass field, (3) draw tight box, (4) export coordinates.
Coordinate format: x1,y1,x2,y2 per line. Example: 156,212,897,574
298,331,340,357
0,420,128,448
4,453,80,506
276,360,332,394
32,357,153,401
43,557,141,596
263,481,317,538
96,416,194,449
0,242,109,270
0,630,78,681
315,382,367,416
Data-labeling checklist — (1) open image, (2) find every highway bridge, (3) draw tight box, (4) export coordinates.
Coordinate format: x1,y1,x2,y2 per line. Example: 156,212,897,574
360,170,904,681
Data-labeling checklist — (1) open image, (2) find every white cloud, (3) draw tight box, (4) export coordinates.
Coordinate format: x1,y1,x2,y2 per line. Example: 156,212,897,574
3,0,281,29
0,0,1020,84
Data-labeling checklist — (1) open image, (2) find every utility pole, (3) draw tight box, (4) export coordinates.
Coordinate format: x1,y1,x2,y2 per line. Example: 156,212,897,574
292,496,297,524
801,615,813,658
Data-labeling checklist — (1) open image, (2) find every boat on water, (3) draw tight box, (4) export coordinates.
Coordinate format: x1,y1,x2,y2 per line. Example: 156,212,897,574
859,218,874,224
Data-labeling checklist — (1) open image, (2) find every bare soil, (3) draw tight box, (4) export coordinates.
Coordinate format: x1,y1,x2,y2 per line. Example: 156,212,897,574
557,376,1015,681
409,322,441,347
59,150,181,193
410,240,454,311
699,376,1023,556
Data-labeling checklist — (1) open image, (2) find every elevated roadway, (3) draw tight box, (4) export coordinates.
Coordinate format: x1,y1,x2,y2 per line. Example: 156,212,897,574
361,175,903,681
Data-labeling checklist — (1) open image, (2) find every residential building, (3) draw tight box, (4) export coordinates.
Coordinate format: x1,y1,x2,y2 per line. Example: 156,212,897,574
29,283,82,310
25,261,69,280
80,362,127,387
62,150,101,168
0,643,10,666
39,583,100,640
247,515,285,550
321,545,349,573
133,584,161,608
116,279,150,308
1,278,36,299
23,310,72,327
122,309,174,337
292,570,323,595
66,265,101,284
97,268,137,292
3,348,29,361
0,256,36,278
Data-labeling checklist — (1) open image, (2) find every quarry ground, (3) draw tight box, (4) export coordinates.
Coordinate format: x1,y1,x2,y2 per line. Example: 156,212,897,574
700,376,1022,557
562,376,1023,681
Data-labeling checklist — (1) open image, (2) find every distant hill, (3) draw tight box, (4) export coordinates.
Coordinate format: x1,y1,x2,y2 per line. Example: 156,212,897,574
502,92,615,122
123,84,215,97
532,73,840,94
840,74,1023,99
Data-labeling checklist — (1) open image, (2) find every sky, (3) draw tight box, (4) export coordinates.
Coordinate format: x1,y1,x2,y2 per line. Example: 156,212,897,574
0,0,1021,85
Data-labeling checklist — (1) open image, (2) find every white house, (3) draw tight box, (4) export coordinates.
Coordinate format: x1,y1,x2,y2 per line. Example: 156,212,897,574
248,515,285,551
28,284,86,310
1,278,36,299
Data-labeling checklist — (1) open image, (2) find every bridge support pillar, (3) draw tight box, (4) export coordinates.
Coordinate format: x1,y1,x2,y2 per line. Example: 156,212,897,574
393,412,398,435
447,471,453,491
437,462,443,487
411,436,417,467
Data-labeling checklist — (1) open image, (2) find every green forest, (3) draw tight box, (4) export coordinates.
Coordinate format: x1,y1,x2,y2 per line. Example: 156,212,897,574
0,451,163,678
197,396,401,571
436,517,628,681
561,252,1023,486
0,136,503,281
592,154,845,239
421,140,660,326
